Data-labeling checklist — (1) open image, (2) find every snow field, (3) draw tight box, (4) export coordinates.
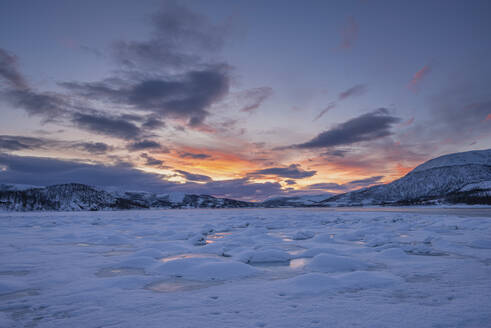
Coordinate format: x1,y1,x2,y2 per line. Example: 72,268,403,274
0,208,490,328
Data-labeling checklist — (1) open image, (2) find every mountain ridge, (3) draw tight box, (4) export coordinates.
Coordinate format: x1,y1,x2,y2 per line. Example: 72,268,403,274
0,149,489,211
0,183,253,211
321,149,491,206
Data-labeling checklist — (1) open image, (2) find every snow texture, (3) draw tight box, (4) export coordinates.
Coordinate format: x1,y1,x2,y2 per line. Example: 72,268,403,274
0,207,490,328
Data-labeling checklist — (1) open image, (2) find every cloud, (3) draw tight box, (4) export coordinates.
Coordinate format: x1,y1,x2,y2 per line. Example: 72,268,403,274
0,135,45,151
340,16,358,49
284,179,296,185
408,65,431,92
0,48,28,89
306,182,346,191
312,84,365,122
290,108,401,149
338,84,366,101
73,142,113,154
127,139,163,151
71,112,143,140
321,149,348,157
61,66,230,127
71,112,165,141
306,175,384,192
348,175,383,186
1,1,233,137
0,135,115,155
238,87,273,112
79,45,104,58
178,152,211,159
314,102,336,121
95,2,232,127
0,154,293,201
0,48,68,119
400,117,415,127
169,178,284,201
406,84,491,147
2,89,68,118
113,1,228,71
249,164,316,179
140,153,166,168
142,115,166,130
175,169,212,182
0,153,175,192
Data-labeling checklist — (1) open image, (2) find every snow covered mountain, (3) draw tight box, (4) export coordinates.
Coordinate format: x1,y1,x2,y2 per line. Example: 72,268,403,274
0,183,253,211
0,149,489,210
323,149,491,206
261,193,333,207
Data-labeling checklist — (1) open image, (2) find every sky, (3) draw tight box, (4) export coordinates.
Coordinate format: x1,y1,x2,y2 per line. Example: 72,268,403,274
0,0,490,201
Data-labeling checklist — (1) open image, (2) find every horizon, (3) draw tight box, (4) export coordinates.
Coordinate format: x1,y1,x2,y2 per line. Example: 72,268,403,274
1,0,490,201
1,147,489,202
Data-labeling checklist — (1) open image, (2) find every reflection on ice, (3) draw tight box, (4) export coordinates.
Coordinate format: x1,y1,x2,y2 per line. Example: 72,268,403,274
289,258,309,269
1,208,490,326
160,253,222,263
249,258,310,271
146,278,222,293
103,250,134,257
206,232,233,244
96,267,145,277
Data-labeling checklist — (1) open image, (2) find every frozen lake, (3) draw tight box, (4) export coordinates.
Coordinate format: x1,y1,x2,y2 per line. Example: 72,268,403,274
1,208,490,327
322,206,491,217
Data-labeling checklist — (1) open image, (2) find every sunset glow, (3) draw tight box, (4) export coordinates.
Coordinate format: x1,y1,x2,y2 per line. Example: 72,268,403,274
0,0,490,200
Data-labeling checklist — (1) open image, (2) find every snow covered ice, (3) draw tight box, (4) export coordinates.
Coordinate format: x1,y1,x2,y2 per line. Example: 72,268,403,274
1,208,491,327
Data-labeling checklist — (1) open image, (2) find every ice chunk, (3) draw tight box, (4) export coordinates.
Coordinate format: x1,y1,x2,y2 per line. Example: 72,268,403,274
189,233,207,246
334,271,402,290
280,273,337,295
275,271,401,296
240,249,291,264
117,256,156,269
153,257,259,281
468,239,491,249
292,231,315,240
313,233,337,243
295,247,342,258
307,254,369,273
377,247,408,259
0,280,26,294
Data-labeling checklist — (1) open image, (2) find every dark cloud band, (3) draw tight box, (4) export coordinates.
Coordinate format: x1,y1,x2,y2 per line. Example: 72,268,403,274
291,108,401,149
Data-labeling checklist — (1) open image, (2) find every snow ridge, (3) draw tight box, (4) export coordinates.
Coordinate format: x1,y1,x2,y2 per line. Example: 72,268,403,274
325,149,491,206
412,149,491,173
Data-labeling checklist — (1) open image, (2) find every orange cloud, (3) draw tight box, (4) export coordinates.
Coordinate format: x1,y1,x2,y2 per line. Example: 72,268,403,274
162,146,263,180
400,117,415,127
395,163,414,177
408,65,431,92
486,113,491,121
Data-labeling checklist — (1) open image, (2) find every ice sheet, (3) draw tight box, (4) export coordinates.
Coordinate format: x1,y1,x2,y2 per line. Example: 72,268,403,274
1,208,490,327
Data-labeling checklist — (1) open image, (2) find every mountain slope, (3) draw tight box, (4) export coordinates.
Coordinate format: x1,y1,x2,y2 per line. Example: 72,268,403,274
0,183,254,211
261,193,333,207
323,149,491,206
